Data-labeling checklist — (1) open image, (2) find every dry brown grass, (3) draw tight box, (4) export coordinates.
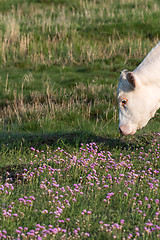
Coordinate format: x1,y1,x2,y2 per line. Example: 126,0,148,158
0,0,159,67
0,80,117,128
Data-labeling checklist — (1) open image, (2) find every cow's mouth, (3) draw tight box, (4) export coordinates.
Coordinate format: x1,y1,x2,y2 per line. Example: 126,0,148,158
119,125,136,136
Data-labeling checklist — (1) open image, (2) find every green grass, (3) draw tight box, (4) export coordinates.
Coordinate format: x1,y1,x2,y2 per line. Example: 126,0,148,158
0,0,159,141
0,0,159,239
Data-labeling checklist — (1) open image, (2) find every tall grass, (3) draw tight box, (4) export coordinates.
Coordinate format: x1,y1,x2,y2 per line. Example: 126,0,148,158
0,77,117,133
0,0,159,67
0,0,159,136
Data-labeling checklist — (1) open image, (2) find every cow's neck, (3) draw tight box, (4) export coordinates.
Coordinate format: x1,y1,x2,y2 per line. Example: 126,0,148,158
134,42,160,87
144,83,160,118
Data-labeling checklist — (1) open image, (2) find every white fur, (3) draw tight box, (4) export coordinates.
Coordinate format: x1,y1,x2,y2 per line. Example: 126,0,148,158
134,42,160,86
117,42,160,135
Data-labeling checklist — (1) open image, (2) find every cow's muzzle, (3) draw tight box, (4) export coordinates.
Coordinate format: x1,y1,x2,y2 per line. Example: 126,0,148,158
119,125,136,136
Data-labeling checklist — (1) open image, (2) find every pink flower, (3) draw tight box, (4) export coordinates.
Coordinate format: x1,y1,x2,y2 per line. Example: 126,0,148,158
120,220,125,224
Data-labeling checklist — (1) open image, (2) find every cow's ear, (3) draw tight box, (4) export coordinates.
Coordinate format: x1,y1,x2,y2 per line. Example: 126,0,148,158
126,72,137,88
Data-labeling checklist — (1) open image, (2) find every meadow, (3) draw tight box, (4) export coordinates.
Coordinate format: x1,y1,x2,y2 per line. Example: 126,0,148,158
0,0,160,239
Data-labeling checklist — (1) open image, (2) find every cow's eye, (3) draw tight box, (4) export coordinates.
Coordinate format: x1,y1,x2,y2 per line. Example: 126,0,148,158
121,98,128,106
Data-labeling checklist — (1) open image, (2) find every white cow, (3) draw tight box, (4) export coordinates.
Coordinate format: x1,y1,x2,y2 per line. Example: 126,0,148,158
117,41,160,135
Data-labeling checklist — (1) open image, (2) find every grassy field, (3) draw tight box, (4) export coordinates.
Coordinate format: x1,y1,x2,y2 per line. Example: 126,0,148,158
0,0,160,239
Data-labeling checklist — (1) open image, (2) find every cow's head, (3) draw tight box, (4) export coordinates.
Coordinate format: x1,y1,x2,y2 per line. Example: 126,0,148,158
117,70,160,136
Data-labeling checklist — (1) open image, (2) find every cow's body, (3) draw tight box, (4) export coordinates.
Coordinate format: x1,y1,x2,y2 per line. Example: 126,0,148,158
117,42,160,135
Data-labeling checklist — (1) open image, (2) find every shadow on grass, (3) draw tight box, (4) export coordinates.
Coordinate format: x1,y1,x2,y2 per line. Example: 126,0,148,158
0,130,154,152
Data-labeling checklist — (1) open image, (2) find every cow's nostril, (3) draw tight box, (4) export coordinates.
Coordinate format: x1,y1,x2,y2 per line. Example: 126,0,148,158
119,127,123,134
